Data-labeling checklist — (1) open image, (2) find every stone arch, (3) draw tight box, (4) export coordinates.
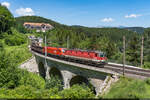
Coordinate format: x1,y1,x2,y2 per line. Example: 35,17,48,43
70,75,88,86
38,62,46,79
49,67,64,86
70,75,96,94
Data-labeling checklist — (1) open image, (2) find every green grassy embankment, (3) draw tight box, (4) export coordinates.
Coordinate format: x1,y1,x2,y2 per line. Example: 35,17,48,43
102,77,150,99
4,41,32,66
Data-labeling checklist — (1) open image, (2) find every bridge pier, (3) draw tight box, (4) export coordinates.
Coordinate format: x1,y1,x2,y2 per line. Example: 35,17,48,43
61,70,75,89
45,66,50,79
89,78,104,96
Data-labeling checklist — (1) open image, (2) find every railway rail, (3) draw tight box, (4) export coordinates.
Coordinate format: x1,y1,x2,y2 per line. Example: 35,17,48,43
106,63,150,78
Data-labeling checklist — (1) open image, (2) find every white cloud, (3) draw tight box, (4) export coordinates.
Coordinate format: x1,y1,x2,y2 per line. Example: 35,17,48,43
1,2,10,8
15,8,35,16
101,18,114,22
125,14,142,18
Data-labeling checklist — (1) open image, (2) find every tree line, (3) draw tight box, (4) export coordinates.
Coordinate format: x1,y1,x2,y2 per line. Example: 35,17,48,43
15,16,150,67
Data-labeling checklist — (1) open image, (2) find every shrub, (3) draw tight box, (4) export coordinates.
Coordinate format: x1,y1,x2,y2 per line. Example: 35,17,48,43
103,77,150,99
145,78,150,85
0,52,21,89
7,44,32,64
0,40,4,51
18,69,45,89
45,75,63,91
0,86,61,99
13,85,38,99
0,85,38,99
5,28,26,46
0,51,35,89
5,34,26,46
58,84,95,99
143,62,150,69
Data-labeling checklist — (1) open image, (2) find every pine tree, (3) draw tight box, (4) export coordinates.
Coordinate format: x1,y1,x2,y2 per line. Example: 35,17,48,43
126,36,140,66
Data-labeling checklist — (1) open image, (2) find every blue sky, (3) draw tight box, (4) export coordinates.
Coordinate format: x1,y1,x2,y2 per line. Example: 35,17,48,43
1,0,150,27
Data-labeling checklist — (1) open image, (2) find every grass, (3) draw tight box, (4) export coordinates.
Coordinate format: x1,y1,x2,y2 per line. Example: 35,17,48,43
4,40,32,65
0,33,32,66
102,77,150,99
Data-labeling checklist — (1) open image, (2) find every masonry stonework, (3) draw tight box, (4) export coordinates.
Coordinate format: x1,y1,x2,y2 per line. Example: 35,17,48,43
34,54,118,96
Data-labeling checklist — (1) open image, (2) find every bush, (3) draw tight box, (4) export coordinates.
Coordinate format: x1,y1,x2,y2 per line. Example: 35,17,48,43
0,85,38,99
0,86,61,99
143,62,150,69
5,28,26,46
0,40,4,51
58,84,95,99
8,45,32,65
0,52,21,89
18,70,45,89
145,78,150,85
5,34,26,46
0,51,37,89
45,75,63,91
103,77,150,99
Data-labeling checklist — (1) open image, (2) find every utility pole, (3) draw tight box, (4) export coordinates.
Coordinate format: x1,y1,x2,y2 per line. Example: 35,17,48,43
44,28,47,68
141,36,144,67
123,36,126,76
67,36,69,49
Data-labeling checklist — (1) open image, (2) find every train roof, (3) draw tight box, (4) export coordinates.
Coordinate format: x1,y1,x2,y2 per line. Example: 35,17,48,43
39,46,105,54
66,49,104,53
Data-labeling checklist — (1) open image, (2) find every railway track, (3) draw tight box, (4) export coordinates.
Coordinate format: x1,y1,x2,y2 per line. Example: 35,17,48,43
106,63,150,78
31,47,150,79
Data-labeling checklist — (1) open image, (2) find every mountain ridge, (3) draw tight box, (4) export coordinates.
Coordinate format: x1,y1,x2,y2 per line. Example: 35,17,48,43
15,16,145,34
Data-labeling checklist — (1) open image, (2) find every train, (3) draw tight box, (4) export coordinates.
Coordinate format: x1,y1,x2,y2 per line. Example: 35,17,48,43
31,42,107,67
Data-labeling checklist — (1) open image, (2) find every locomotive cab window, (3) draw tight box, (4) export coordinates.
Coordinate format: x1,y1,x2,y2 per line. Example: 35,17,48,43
62,49,66,53
98,53,105,57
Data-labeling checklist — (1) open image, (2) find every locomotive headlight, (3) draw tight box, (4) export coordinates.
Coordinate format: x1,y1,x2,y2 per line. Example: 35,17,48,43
101,60,105,62
92,59,99,62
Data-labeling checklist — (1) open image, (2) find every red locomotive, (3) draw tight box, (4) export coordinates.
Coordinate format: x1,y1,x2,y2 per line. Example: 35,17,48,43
31,43,107,67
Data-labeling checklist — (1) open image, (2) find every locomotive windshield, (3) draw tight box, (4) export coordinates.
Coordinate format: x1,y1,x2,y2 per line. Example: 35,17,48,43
62,49,66,53
98,53,105,57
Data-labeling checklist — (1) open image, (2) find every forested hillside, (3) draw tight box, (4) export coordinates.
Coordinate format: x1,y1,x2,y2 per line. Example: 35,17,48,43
16,16,137,42
124,27,145,34
14,15,150,67
15,16,145,66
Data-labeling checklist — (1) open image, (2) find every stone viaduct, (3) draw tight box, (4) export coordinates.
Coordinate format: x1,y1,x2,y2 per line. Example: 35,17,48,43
31,51,118,96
